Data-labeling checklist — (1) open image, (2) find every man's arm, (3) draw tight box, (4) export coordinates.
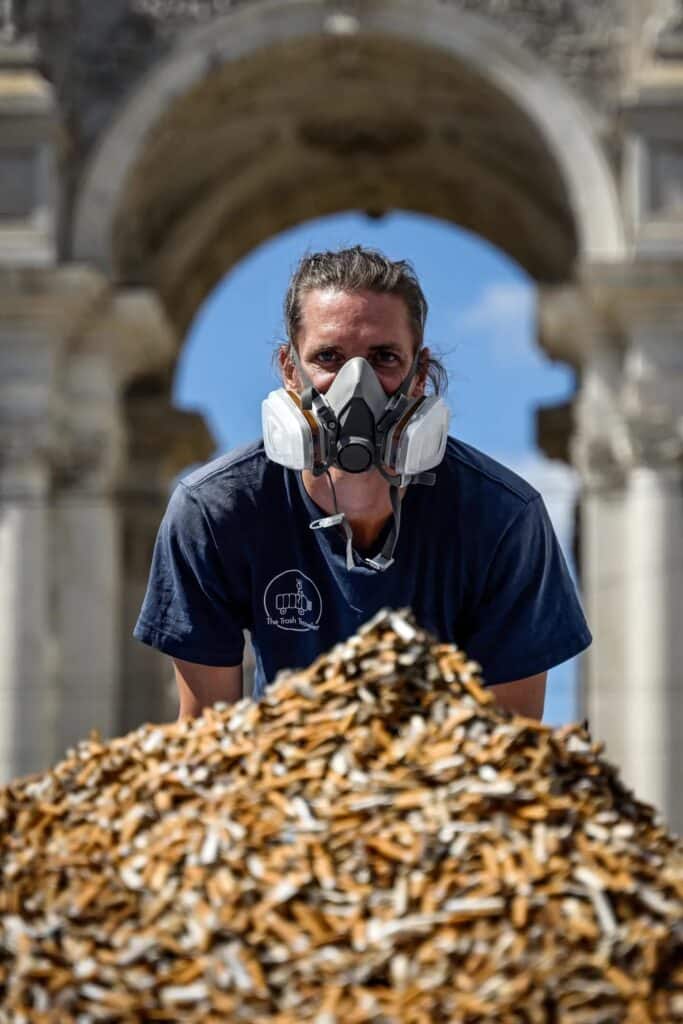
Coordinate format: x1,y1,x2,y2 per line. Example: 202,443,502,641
488,672,547,720
173,659,243,721
172,661,546,722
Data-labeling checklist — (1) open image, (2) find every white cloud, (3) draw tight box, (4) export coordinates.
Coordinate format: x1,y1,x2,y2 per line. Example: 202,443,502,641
458,281,532,329
455,281,535,365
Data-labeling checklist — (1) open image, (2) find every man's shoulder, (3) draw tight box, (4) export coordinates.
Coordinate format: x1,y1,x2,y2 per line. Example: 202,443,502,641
441,437,540,509
171,440,283,527
179,440,271,495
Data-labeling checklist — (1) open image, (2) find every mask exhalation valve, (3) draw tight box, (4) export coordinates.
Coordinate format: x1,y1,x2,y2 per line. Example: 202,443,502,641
336,437,374,473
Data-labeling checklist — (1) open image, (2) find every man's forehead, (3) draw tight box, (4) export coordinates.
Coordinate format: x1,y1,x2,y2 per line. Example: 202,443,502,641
301,286,402,308
299,288,412,333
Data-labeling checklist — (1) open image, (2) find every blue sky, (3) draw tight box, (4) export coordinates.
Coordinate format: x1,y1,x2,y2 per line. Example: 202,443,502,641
174,210,585,724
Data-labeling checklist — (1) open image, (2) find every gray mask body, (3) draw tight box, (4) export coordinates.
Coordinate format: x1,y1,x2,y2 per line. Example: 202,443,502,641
320,356,398,474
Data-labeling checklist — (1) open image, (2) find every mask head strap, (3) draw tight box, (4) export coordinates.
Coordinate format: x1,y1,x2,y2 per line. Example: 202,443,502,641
309,473,403,573
287,345,337,452
399,345,422,396
361,484,402,571
376,346,423,437
287,344,317,409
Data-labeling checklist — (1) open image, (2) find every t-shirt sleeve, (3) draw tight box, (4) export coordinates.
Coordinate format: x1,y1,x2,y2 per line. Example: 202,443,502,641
133,482,248,666
463,494,592,686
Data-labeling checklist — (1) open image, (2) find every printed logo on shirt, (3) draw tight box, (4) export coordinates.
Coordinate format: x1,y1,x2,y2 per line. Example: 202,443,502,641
263,570,323,632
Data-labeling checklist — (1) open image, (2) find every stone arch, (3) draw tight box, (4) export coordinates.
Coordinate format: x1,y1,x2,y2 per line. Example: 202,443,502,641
72,0,625,336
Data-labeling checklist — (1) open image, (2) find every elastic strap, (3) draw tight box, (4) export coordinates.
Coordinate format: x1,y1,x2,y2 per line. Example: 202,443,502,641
361,484,402,571
309,471,356,571
308,471,400,572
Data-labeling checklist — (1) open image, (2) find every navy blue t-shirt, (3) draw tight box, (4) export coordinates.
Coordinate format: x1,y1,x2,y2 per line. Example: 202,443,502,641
133,438,591,697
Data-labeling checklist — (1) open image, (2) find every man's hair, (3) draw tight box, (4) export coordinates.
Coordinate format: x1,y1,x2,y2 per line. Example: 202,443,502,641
283,245,448,394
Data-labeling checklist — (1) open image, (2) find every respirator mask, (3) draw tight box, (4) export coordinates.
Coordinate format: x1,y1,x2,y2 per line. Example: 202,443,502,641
262,346,449,571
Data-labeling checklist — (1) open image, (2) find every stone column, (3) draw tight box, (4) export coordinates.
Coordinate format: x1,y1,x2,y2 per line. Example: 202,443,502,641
0,266,216,780
0,448,53,781
49,347,127,759
0,266,108,781
617,285,683,832
572,343,631,772
538,284,631,762
56,288,215,739
539,271,683,833
548,267,683,834
623,462,682,823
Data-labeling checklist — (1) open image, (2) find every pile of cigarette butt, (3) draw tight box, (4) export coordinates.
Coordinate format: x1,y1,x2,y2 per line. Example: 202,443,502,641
1,610,682,1023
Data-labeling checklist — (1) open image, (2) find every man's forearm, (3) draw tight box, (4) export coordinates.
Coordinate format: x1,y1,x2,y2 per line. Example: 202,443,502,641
173,659,244,720
488,672,547,720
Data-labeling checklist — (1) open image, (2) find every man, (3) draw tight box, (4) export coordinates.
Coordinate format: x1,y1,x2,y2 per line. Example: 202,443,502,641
134,246,591,721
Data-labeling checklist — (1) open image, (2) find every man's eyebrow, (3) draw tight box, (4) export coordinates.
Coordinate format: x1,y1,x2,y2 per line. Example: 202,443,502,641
306,343,342,357
308,341,402,353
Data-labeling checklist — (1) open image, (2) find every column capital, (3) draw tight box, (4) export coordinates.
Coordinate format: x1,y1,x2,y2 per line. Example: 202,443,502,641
539,262,683,361
592,264,683,473
572,343,683,487
1,269,183,495
0,266,113,491
578,261,683,330
51,287,180,494
0,265,110,334
537,282,622,369
542,263,683,485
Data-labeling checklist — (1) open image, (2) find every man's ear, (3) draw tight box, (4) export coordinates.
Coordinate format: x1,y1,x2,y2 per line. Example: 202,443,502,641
279,344,298,390
413,347,430,397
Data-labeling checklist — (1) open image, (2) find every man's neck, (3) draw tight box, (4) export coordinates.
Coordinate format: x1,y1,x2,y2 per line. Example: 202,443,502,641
301,468,398,552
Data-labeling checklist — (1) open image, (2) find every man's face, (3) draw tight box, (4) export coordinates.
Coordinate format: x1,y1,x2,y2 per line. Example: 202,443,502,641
281,288,427,398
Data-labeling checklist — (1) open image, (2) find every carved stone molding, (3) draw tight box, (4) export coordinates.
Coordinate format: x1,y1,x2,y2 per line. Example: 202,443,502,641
540,264,683,487
571,345,633,491
0,266,109,489
537,283,621,368
126,0,624,103
0,264,107,329
616,289,683,473
50,292,182,495
0,268,181,494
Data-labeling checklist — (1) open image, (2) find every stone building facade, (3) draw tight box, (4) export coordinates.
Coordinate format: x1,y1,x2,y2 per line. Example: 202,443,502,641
1,0,682,829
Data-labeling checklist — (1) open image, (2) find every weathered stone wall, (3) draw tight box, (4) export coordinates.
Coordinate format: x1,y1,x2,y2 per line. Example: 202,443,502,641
16,0,628,259
15,1,163,255
20,0,629,142
128,0,627,103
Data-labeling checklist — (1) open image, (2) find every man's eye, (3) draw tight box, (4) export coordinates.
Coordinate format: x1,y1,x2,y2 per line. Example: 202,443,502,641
372,350,400,366
316,351,341,366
